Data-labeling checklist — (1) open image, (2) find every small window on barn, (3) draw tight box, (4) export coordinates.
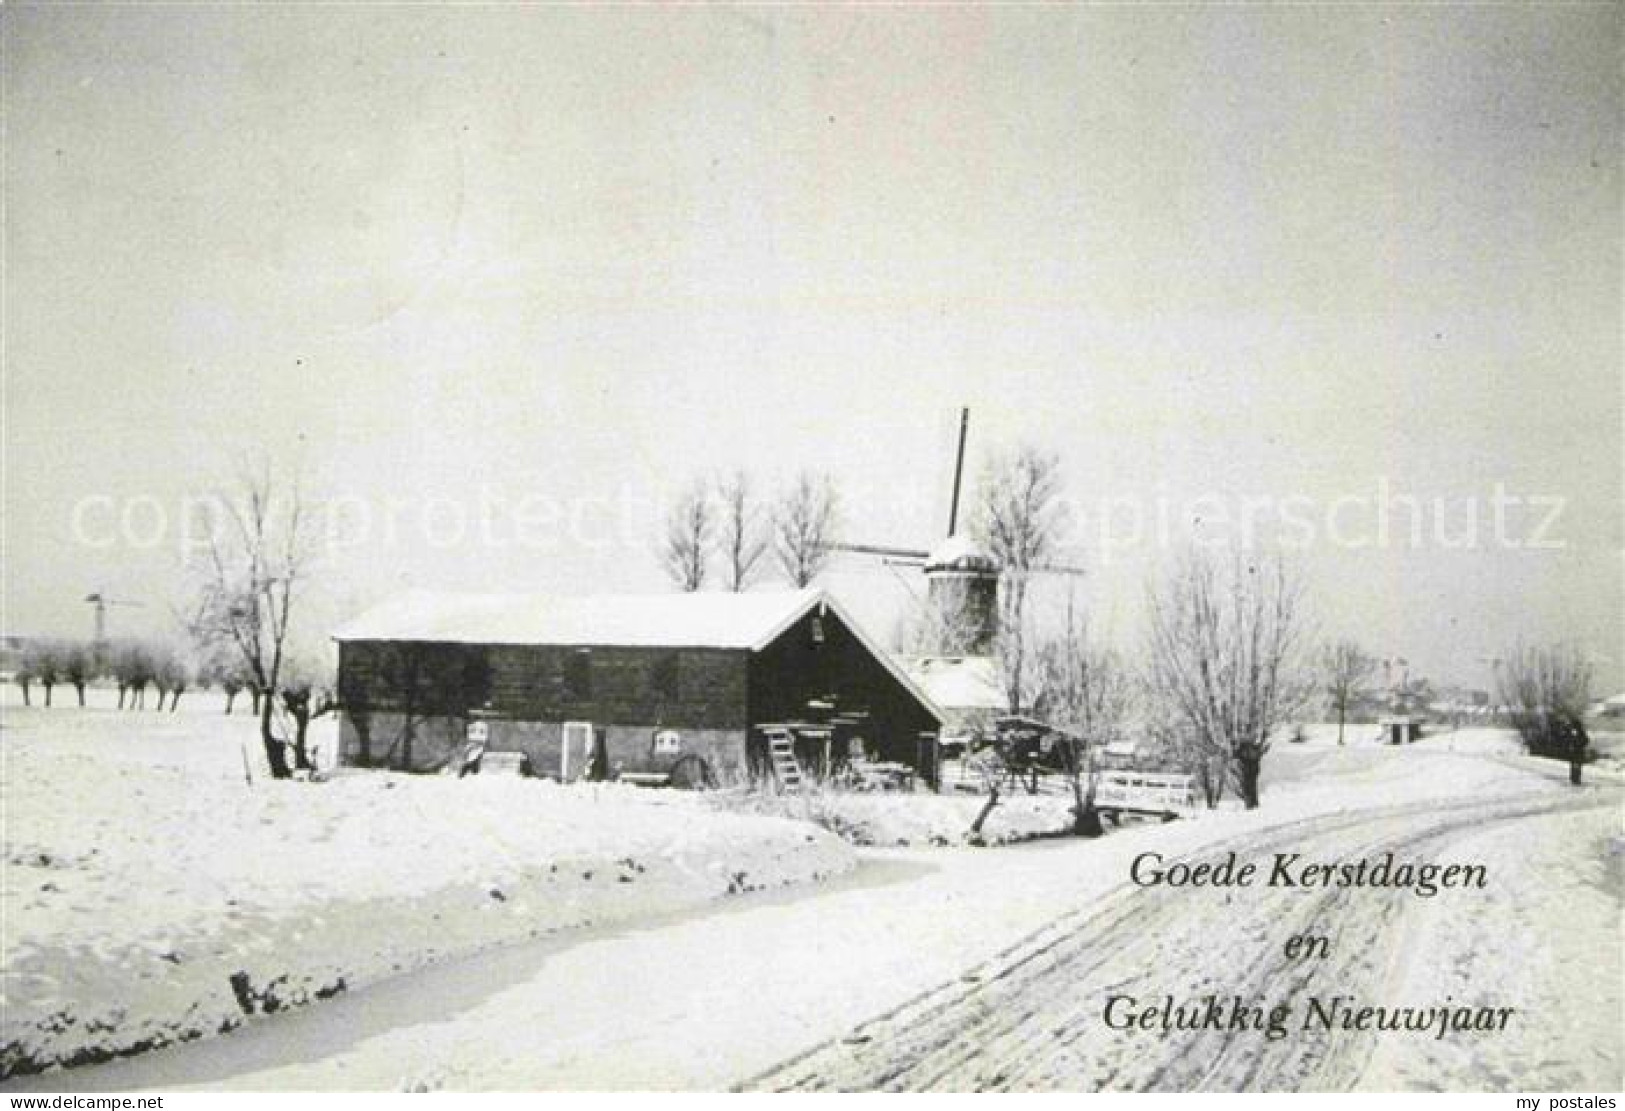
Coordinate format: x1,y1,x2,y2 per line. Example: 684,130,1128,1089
810,616,826,645
649,652,680,701
564,649,593,702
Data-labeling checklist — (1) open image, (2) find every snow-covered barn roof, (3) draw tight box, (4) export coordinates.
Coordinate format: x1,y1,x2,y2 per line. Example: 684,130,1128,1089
334,587,834,650
903,655,1005,712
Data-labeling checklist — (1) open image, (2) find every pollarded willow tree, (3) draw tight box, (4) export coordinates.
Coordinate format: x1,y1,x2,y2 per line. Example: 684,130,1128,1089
1147,552,1309,809
1496,641,1593,785
192,460,319,779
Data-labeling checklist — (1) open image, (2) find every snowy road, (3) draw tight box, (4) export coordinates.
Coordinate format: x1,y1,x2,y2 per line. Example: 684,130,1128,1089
751,788,1622,1092
8,747,1619,1092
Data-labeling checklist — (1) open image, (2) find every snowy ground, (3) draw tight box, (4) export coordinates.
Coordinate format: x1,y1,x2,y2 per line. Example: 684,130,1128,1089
706,784,1082,847
0,692,850,1078
1359,805,1621,1091
7,713,1616,1092
755,752,1622,1092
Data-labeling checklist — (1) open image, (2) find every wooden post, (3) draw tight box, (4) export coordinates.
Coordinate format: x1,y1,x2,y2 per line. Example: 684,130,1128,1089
917,731,940,792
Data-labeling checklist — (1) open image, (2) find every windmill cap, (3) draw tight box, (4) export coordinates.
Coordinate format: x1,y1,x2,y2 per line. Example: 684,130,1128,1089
924,534,998,574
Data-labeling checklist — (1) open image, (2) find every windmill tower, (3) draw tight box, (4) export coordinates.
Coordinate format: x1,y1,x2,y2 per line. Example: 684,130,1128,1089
823,408,1077,657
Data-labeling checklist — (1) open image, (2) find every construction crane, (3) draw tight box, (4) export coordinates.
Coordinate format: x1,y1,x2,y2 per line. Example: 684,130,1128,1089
83,592,144,646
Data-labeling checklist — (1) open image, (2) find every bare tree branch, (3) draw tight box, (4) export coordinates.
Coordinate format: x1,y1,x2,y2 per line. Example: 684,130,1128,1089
773,471,840,588
1319,639,1377,746
714,469,768,592
1147,552,1308,809
975,445,1066,712
1497,641,1593,784
191,459,319,778
660,480,714,592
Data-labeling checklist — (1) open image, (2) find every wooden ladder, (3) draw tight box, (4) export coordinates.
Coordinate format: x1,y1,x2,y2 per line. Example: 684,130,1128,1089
766,731,804,793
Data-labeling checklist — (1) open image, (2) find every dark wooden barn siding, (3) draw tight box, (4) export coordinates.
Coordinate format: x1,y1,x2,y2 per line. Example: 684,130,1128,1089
339,640,748,727
746,605,940,767
483,643,748,729
337,639,750,771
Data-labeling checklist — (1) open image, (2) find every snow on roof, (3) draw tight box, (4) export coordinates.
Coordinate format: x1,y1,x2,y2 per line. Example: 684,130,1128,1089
903,655,1005,711
1604,692,1625,708
333,587,825,650
923,534,998,573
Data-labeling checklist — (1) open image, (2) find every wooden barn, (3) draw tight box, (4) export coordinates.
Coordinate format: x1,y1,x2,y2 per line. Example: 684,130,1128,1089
331,587,944,783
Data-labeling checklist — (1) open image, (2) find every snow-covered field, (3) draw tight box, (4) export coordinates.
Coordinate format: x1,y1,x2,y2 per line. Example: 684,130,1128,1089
7,702,1616,1092
4,689,1619,1091
0,693,851,1078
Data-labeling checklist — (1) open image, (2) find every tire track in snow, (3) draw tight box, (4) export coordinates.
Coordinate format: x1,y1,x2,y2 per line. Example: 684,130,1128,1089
746,787,1615,1092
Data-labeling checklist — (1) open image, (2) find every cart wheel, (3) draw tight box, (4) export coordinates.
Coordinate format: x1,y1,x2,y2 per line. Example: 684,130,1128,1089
667,754,717,790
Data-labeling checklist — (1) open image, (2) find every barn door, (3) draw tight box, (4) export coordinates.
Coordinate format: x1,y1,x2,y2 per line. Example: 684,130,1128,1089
561,721,594,780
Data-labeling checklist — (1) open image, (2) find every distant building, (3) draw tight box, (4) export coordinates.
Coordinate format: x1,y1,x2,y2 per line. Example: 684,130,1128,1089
1378,715,1425,744
332,587,943,781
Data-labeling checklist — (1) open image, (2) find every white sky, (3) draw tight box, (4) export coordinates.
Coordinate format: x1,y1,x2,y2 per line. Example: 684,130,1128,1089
3,4,1620,690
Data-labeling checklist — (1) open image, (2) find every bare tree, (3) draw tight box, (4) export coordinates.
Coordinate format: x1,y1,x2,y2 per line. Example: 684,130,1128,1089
152,642,193,711
894,587,988,656
13,649,36,707
773,471,840,588
23,641,63,707
714,469,768,591
60,641,96,707
1145,708,1229,809
1320,639,1377,746
1496,642,1593,785
192,461,317,779
1034,599,1134,834
197,640,248,714
975,445,1065,713
993,609,1048,718
1147,553,1307,810
660,480,714,592
111,640,157,710
278,650,340,773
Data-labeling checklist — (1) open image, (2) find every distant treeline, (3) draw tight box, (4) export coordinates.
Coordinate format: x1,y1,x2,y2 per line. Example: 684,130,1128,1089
10,637,263,713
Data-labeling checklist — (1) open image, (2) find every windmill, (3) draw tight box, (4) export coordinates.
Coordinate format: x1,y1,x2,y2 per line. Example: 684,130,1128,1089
821,407,1082,656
